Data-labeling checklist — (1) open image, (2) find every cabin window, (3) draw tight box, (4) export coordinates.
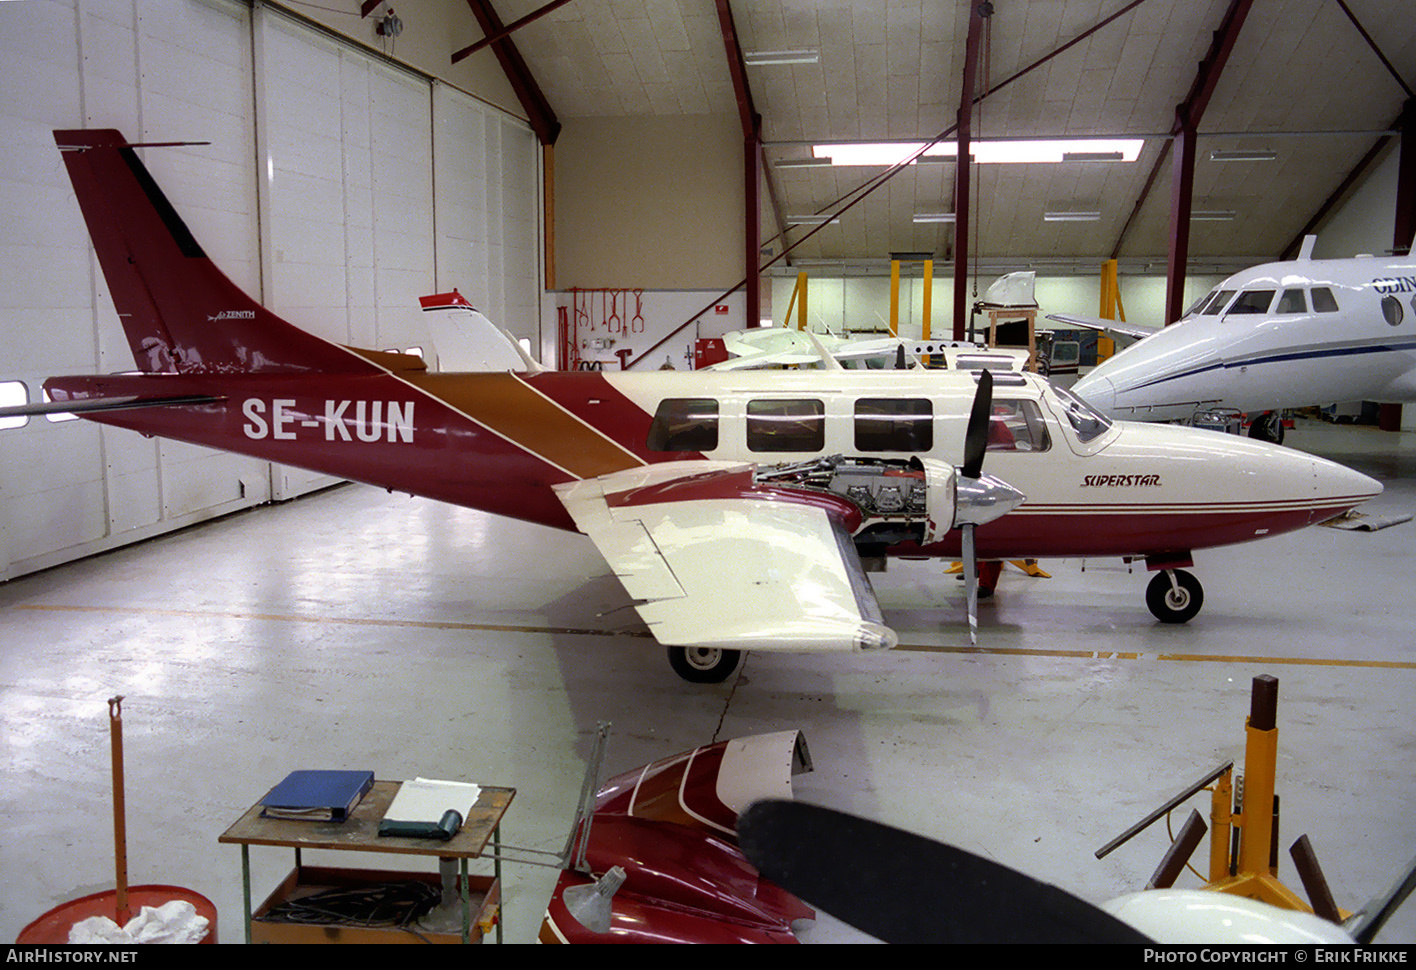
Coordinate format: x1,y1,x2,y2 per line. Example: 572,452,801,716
987,399,1051,453
0,381,28,429
647,398,719,452
1228,289,1275,314
1382,295,1404,327
1277,289,1307,314
1311,287,1340,312
854,398,933,452
1201,290,1236,315
747,398,825,452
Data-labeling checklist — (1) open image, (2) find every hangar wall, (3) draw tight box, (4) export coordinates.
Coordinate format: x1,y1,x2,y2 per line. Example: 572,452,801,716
0,0,540,580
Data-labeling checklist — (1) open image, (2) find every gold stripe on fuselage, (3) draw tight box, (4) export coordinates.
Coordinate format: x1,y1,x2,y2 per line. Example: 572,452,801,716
404,372,644,480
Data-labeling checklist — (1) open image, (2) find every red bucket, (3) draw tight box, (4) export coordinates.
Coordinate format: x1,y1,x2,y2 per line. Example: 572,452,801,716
17,885,217,944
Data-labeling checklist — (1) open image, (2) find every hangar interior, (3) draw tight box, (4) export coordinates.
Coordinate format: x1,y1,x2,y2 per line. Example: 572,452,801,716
1,0,1415,945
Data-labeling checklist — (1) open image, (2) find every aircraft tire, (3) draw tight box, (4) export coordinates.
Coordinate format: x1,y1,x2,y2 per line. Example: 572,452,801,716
1249,412,1284,444
667,645,742,683
1146,570,1204,624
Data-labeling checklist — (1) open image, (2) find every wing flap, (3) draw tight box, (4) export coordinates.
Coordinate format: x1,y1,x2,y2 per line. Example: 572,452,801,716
556,463,896,654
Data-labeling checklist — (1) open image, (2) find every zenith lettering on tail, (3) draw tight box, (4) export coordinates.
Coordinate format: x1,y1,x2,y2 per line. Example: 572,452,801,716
3,130,1383,682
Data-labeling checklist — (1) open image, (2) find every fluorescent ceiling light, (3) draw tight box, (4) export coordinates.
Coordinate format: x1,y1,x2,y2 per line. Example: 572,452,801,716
913,212,957,223
1209,149,1276,161
744,49,819,65
774,157,834,168
786,214,840,225
1043,210,1101,222
1192,210,1237,221
814,138,1144,166
1062,151,1124,161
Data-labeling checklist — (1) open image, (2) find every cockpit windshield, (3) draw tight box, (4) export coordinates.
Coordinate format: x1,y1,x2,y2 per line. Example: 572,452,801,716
1050,384,1112,443
1184,287,1220,318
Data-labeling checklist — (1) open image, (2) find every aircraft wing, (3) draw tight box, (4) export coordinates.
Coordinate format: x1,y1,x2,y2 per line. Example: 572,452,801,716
554,461,897,653
1044,313,1156,342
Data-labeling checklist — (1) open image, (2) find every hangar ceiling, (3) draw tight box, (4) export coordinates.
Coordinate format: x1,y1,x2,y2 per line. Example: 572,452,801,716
472,0,1415,272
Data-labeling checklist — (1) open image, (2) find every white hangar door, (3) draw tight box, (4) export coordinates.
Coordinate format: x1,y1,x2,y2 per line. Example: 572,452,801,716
0,0,543,579
256,9,436,500
0,0,266,580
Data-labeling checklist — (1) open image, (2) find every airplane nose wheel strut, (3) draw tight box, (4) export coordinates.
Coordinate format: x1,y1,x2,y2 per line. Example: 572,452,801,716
667,645,743,683
1146,569,1204,623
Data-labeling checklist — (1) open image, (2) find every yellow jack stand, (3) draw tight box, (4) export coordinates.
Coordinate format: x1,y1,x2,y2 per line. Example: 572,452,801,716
1098,675,1348,924
945,559,1051,578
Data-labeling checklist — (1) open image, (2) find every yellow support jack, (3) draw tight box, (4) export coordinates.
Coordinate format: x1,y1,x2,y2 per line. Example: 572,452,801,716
1097,675,1349,925
944,559,1050,579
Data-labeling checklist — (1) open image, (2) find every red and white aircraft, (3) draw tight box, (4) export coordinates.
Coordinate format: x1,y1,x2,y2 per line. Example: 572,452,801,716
8,130,1384,682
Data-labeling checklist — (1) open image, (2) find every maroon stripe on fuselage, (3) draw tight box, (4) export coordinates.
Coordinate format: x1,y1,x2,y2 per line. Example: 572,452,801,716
46,371,578,530
893,504,1361,560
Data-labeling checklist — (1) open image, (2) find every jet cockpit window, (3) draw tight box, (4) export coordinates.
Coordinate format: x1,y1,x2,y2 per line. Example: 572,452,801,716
1185,288,1219,317
854,398,933,452
747,398,825,452
1311,287,1340,312
1277,289,1307,314
1228,289,1275,314
1201,290,1236,315
1050,384,1112,443
986,399,1051,453
647,398,719,452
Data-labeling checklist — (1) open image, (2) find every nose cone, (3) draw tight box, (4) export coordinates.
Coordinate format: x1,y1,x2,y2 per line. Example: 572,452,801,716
956,473,1027,528
1071,372,1114,414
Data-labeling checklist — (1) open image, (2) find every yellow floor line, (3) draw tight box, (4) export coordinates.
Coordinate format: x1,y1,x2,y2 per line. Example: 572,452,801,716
12,603,1416,670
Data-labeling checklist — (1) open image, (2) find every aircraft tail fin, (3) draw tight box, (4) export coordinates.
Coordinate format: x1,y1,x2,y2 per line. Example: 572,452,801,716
55,129,370,375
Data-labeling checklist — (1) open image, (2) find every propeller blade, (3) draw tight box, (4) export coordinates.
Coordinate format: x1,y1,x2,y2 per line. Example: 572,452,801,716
961,369,993,480
738,800,1153,944
963,522,978,644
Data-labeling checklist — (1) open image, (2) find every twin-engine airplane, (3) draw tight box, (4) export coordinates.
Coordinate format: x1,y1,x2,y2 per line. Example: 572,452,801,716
1058,238,1416,443
7,130,1384,682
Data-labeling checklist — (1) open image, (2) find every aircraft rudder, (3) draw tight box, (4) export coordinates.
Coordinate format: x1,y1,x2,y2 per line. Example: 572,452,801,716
54,129,367,376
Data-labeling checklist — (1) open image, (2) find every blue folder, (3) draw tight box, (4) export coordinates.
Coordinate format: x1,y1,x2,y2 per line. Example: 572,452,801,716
260,770,374,822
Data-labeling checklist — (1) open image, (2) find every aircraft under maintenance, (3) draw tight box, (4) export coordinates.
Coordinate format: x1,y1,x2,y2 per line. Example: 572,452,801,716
5,130,1384,682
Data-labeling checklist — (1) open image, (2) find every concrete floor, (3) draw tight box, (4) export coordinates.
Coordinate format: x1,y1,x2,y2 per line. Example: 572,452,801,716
2,417,1414,944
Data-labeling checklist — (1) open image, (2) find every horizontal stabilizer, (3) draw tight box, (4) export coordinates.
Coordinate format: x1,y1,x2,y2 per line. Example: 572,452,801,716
1045,312,1156,341
0,393,222,420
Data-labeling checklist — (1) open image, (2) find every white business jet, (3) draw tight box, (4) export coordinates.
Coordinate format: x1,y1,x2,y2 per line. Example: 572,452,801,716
1057,237,1416,442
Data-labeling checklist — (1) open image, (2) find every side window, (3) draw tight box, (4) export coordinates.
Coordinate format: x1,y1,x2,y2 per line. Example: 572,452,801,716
1276,289,1307,314
647,398,718,452
0,381,29,430
747,399,825,453
1227,289,1275,314
1202,290,1236,315
1311,287,1340,312
854,398,932,452
987,399,1051,453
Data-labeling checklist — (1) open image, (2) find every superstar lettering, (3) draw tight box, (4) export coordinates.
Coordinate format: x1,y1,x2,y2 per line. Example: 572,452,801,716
1081,474,1161,487
242,399,415,443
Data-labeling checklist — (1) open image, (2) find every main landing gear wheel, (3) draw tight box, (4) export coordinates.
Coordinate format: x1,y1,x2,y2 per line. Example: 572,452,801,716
1249,411,1285,444
1146,569,1204,624
667,646,742,684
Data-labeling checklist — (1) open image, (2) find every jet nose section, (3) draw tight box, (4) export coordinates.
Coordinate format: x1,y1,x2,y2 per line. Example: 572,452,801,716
1072,373,1115,415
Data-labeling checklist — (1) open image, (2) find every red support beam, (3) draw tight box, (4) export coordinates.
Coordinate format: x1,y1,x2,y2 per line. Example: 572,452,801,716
716,0,765,329
1162,0,1253,324
453,0,577,64
953,3,989,341
463,0,560,145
